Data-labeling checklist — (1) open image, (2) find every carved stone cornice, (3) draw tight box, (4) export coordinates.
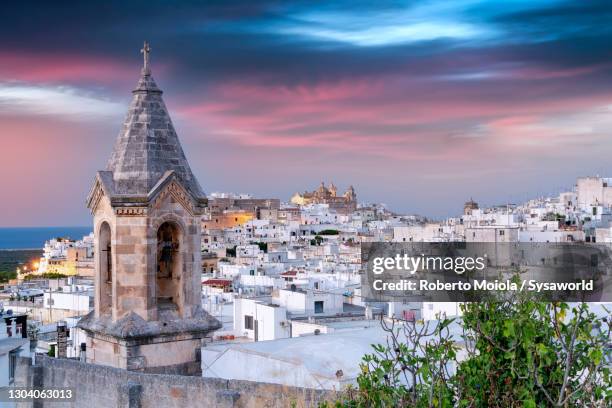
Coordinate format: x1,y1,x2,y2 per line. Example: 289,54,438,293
114,207,148,216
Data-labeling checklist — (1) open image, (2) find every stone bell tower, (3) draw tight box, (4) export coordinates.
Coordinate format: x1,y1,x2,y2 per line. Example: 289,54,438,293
78,42,220,375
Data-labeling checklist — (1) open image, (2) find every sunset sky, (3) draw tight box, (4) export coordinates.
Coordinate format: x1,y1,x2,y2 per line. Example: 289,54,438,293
2,0,612,226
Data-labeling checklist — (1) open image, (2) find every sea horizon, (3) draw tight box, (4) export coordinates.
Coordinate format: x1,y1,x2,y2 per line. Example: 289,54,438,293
0,226,93,250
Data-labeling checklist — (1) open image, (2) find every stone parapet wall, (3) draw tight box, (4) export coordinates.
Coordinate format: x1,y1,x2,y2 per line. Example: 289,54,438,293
15,356,334,407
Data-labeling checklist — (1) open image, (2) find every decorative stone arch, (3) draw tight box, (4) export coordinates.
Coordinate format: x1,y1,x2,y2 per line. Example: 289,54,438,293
151,213,188,245
152,215,187,317
97,220,113,316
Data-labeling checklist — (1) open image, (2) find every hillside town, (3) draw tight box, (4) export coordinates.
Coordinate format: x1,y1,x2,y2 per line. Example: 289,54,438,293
5,0,612,404
0,175,610,390
0,39,609,407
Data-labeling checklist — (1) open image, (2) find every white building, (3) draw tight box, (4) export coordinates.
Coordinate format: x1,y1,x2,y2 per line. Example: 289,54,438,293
233,298,290,341
393,224,444,242
465,226,519,242
43,286,92,314
203,320,465,390
421,302,462,320
0,318,30,387
276,289,344,317
576,176,612,211
519,224,583,243
202,326,382,390
37,233,94,274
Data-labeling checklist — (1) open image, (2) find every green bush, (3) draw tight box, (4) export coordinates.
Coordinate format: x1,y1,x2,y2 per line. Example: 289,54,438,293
23,272,67,281
0,271,17,283
324,278,611,407
456,300,610,407
310,236,324,246
251,242,268,253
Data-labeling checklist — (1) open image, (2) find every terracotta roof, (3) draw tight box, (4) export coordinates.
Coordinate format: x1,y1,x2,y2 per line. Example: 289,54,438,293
203,279,233,287
281,271,298,277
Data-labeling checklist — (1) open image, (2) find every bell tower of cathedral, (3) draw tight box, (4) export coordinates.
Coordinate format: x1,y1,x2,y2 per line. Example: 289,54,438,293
78,43,220,375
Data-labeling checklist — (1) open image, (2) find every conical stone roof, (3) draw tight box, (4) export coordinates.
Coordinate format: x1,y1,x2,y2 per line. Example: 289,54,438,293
106,64,205,200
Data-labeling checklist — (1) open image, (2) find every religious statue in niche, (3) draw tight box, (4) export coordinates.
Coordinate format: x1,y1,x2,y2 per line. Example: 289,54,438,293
157,223,178,278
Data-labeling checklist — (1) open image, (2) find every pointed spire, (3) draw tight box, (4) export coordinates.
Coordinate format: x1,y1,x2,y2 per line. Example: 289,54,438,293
105,43,205,200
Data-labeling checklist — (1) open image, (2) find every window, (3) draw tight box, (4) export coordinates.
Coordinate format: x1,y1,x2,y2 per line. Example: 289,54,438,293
499,230,505,236
244,315,254,330
9,349,18,384
314,301,324,314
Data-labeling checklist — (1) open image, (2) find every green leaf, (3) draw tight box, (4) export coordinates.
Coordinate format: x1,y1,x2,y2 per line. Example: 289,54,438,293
589,348,603,366
503,320,515,338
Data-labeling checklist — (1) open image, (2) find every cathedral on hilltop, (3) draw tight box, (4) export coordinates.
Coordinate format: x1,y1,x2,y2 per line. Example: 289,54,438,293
77,43,220,375
291,182,357,213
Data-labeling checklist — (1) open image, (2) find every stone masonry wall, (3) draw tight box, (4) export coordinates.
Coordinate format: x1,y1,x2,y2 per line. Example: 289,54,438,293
15,356,335,408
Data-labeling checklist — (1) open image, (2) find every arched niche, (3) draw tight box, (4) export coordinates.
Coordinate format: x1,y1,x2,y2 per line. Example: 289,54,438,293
98,221,112,315
156,221,183,315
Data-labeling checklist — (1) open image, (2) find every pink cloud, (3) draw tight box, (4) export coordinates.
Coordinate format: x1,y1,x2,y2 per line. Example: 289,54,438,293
0,52,136,84
174,74,612,163
4,63,612,225
216,79,382,103
509,64,612,80
0,52,174,90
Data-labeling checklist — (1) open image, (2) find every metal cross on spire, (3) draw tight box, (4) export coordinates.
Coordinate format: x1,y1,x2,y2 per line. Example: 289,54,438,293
140,41,151,72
